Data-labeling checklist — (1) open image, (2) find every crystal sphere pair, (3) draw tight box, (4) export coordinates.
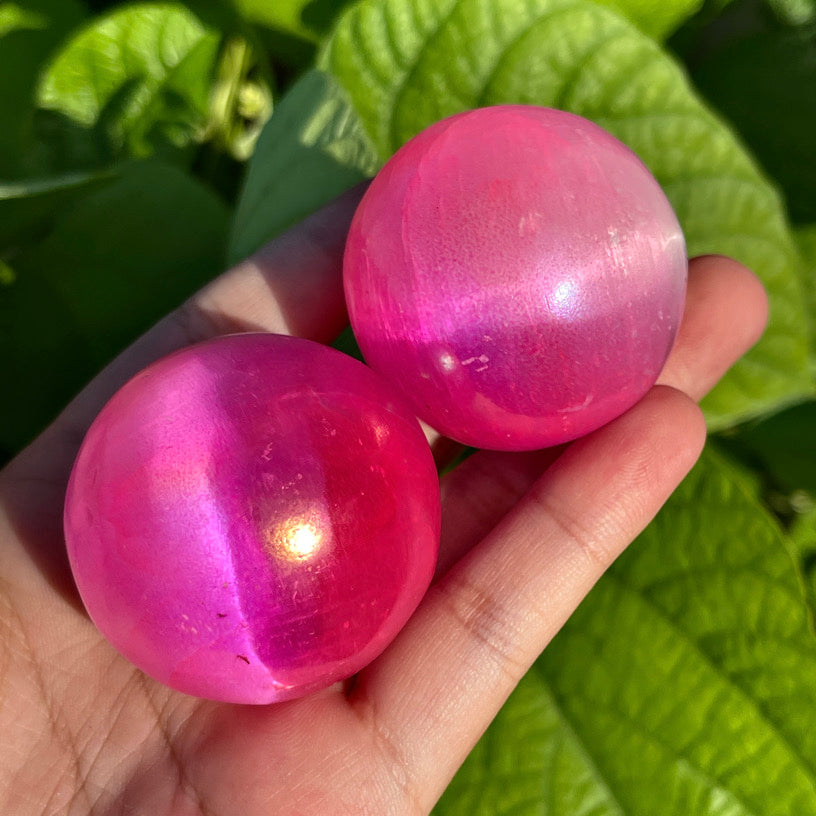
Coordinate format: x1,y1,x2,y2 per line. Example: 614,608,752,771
65,106,686,703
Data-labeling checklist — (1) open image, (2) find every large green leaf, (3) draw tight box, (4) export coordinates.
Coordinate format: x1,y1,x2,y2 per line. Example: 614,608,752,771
436,448,816,814
228,69,378,264
36,2,221,164
320,0,812,428
0,0,87,176
0,159,229,454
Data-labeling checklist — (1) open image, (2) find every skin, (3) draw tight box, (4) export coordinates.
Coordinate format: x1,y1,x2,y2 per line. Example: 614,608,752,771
0,187,768,815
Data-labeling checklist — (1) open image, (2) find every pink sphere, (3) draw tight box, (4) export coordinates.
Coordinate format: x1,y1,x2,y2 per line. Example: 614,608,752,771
64,333,440,703
344,106,687,450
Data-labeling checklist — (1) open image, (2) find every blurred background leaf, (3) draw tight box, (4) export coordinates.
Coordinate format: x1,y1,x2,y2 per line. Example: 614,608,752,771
722,401,816,498
0,0,88,177
0,168,115,249
0,159,229,455
36,2,222,167
683,0,816,225
232,0,354,43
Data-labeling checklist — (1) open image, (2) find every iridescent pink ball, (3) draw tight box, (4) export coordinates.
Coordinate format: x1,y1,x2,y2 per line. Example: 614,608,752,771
344,105,687,450
64,333,440,703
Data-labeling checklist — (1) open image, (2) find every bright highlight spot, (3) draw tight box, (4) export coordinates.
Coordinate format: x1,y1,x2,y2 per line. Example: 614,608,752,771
267,518,324,562
439,352,456,371
551,279,577,311
288,522,322,557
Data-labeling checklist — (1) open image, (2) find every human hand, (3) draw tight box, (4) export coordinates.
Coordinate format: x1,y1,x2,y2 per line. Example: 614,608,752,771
0,188,767,815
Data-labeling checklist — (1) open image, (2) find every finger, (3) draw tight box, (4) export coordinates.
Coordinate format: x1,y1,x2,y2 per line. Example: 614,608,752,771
350,386,706,811
657,255,768,399
435,447,564,575
435,254,767,576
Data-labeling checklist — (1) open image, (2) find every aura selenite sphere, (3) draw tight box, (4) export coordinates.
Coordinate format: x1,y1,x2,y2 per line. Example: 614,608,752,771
344,106,687,450
64,334,440,703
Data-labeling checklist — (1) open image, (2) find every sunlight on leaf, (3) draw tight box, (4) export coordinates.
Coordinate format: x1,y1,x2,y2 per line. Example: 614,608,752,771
0,4,47,37
436,448,816,814
36,2,221,161
0,0,87,176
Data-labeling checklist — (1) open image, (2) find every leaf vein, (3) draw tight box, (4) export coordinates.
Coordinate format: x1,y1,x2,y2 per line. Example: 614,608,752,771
386,0,461,152
609,572,816,781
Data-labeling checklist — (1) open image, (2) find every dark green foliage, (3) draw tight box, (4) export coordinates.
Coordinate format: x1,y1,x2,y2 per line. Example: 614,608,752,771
684,1,816,223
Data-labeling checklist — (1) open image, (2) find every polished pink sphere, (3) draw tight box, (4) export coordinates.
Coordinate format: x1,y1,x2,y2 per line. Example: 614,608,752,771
64,334,440,703
344,105,687,450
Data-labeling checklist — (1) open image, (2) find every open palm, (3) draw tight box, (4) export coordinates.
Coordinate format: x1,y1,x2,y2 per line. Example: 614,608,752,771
0,189,768,815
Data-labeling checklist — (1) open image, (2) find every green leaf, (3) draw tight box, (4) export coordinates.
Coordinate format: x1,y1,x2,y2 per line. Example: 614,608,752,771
0,169,116,251
593,0,704,38
314,0,812,428
791,507,816,621
795,224,816,362
36,2,221,164
721,400,816,497
768,0,816,25
437,448,816,814
689,19,816,225
0,0,87,176
0,159,229,454
228,68,378,264
233,0,355,42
